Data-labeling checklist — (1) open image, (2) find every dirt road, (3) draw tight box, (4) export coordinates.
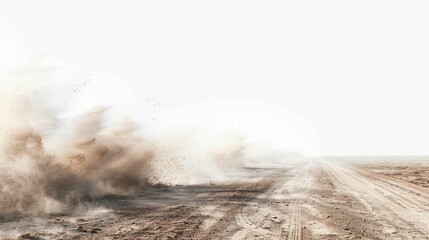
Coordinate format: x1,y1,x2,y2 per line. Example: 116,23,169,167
1,159,429,239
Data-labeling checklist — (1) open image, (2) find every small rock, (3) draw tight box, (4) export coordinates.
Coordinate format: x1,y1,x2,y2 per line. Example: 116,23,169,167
166,233,176,239
91,228,102,234
18,234,32,239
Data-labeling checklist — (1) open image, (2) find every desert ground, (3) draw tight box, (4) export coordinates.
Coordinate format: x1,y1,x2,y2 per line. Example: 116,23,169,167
1,157,429,240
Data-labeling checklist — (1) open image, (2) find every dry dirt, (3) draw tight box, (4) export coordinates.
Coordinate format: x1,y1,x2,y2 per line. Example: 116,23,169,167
1,158,429,239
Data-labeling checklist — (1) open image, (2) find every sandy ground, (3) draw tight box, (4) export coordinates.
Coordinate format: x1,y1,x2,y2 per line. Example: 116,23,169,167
1,158,429,239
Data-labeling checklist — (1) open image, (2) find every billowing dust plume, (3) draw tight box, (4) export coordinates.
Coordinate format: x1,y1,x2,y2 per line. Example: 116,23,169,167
0,66,251,215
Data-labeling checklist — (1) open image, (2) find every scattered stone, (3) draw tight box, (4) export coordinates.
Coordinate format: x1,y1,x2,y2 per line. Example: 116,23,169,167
18,234,41,240
91,228,102,234
165,232,176,239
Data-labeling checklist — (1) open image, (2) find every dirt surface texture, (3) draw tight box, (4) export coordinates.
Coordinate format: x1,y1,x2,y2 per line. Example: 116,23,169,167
1,158,429,239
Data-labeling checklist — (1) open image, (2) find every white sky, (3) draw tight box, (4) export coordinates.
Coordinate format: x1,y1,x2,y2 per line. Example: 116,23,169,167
1,0,428,155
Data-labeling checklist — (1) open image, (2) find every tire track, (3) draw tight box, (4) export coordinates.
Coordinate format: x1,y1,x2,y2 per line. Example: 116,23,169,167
221,163,314,240
287,164,312,240
326,161,429,238
288,197,303,240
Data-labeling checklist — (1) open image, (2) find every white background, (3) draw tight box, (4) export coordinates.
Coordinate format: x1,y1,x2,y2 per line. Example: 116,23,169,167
1,1,428,155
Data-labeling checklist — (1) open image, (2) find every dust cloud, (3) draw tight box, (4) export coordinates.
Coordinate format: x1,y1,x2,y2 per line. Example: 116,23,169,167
0,66,270,215
0,91,154,214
